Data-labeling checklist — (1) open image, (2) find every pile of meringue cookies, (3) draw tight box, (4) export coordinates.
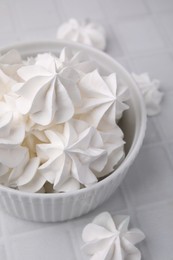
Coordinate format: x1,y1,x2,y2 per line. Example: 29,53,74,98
0,17,163,260
0,47,129,193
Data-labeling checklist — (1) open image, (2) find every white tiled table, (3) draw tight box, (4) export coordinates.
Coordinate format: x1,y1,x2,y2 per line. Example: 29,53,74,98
0,0,173,259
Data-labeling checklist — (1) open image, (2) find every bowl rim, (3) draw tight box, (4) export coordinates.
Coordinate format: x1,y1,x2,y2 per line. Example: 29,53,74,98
0,40,147,198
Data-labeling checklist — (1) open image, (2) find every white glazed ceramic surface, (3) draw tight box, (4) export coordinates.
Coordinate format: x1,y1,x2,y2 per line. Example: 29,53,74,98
0,41,146,222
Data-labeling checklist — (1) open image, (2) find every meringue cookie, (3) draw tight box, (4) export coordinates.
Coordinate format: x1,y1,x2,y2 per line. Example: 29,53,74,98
35,51,81,83
98,125,125,177
0,49,23,83
37,119,107,192
0,101,26,168
132,73,163,116
0,68,17,100
0,50,22,102
8,150,46,192
76,70,129,130
82,212,145,260
0,49,22,65
14,63,81,126
57,18,106,51
35,48,96,79
58,47,97,75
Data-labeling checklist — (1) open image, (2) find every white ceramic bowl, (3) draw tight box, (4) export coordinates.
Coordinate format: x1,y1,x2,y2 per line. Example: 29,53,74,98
0,41,146,222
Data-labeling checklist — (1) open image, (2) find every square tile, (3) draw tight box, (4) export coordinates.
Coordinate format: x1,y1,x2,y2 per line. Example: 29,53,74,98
1,209,55,235
117,16,165,53
155,92,173,141
167,142,173,169
159,13,173,44
123,145,173,207
58,0,104,20
20,27,57,42
168,142,173,159
0,244,7,260
142,118,161,146
11,226,76,260
94,187,127,213
105,24,124,58
100,0,148,20
0,1,13,34
136,201,173,260
15,0,57,30
0,34,19,48
131,52,173,90
146,0,173,12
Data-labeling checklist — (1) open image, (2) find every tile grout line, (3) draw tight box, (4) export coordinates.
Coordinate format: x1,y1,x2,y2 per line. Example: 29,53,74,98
140,0,152,14
161,142,173,175
152,13,173,49
109,13,172,57
65,223,82,260
51,0,64,23
135,197,173,211
123,46,173,59
119,184,154,260
8,224,63,239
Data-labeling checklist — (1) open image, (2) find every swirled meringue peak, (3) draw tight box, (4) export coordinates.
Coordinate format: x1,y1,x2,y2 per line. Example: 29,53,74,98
35,48,96,77
132,73,164,116
14,62,81,126
37,119,107,192
82,212,145,260
57,18,106,51
0,47,131,193
76,70,129,130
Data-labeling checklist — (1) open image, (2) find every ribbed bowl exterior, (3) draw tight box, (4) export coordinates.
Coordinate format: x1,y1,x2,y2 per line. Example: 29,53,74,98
0,168,128,222
0,41,146,222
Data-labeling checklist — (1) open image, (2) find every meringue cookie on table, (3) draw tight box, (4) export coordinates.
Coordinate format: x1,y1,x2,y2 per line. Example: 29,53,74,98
76,70,129,131
37,119,107,192
82,212,145,260
57,18,106,51
132,73,164,116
